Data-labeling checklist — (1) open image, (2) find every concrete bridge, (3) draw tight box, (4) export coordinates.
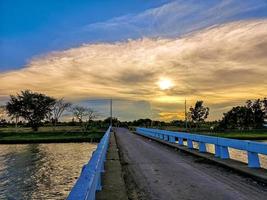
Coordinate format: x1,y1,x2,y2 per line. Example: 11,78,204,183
68,127,267,200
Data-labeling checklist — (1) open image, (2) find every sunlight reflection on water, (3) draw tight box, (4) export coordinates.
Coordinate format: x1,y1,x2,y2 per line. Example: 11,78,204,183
0,143,96,200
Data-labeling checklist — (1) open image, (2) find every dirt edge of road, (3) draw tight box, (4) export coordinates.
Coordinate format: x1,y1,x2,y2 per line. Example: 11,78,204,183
114,130,150,200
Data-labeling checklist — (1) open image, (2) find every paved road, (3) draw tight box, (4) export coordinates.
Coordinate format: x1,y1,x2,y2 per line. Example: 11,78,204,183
115,128,267,200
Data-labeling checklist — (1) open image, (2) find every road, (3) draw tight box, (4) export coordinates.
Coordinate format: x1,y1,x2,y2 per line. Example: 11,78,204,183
115,128,267,200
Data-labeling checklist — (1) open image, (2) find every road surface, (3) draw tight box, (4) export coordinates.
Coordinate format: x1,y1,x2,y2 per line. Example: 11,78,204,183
115,128,267,200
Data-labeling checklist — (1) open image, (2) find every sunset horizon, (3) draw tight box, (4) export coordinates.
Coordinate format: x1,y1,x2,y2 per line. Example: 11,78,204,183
1,0,267,121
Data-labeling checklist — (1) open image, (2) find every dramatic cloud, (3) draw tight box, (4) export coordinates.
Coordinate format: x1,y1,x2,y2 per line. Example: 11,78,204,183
69,0,267,42
0,20,267,120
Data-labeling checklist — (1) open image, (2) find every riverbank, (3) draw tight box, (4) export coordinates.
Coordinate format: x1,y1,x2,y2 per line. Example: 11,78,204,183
0,131,104,144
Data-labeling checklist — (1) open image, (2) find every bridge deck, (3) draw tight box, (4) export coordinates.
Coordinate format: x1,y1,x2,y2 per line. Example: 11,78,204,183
115,128,267,200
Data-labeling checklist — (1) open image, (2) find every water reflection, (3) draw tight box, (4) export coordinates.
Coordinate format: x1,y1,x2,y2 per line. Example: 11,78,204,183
0,143,96,200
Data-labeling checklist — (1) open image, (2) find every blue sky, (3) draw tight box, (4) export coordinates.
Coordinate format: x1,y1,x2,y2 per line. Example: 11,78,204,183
0,0,169,70
1,0,267,71
0,0,267,121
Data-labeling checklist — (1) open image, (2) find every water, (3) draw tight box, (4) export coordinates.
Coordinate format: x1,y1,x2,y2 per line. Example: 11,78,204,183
0,143,96,200
0,141,266,199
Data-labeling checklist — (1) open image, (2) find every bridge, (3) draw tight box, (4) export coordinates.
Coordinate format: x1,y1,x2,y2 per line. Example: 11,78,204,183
67,127,267,200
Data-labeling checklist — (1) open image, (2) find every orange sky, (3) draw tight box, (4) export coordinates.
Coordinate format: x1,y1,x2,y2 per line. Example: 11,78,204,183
0,20,267,121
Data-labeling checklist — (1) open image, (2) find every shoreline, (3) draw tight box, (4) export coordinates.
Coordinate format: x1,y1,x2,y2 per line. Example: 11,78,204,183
0,137,101,144
0,131,104,144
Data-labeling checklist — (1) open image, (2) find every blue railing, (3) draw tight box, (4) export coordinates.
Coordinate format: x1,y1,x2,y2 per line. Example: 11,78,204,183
67,126,112,200
136,128,267,168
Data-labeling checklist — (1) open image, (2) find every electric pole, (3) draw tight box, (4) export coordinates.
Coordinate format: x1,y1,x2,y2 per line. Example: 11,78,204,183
110,98,112,127
185,98,187,130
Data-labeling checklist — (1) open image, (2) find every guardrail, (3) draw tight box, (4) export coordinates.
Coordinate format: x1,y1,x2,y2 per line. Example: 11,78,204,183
136,128,267,168
67,126,112,200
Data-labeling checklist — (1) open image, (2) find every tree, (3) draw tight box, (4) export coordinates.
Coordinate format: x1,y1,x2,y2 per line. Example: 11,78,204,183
219,98,266,130
261,98,267,124
104,117,120,126
50,98,71,125
6,90,56,131
71,105,88,123
246,99,264,128
189,101,209,127
71,105,99,132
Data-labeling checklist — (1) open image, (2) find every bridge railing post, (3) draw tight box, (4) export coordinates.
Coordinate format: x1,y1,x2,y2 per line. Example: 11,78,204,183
215,144,221,157
169,136,175,143
199,142,207,153
247,151,260,168
220,146,229,159
187,139,193,149
164,134,168,141
178,138,183,145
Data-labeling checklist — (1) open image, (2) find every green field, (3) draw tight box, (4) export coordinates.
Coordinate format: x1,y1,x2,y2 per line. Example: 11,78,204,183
0,126,105,143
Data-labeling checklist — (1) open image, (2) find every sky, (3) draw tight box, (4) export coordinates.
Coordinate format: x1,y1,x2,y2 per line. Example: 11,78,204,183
0,0,267,121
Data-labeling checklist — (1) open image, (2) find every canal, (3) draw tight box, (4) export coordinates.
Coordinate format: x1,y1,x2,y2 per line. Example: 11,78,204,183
0,143,96,200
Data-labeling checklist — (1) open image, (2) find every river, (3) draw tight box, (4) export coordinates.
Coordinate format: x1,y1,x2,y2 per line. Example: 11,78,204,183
0,141,266,199
0,143,96,200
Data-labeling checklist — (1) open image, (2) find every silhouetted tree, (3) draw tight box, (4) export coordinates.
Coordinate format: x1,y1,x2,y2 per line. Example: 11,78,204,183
6,90,56,131
50,98,72,125
219,98,266,129
71,105,88,123
262,98,267,123
132,118,152,127
189,101,209,127
71,105,99,132
104,117,120,126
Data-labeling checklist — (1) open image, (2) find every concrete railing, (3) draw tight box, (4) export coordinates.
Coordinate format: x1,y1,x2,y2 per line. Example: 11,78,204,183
67,126,112,200
136,128,267,168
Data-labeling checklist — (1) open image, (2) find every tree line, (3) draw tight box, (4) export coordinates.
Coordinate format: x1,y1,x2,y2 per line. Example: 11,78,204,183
0,90,266,131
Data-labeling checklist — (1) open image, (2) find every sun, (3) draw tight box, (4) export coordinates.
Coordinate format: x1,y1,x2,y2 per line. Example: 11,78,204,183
158,78,173,90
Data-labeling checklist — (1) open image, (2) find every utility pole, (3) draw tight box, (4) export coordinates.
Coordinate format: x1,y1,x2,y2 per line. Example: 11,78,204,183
110,98,112,127
185,98,187,130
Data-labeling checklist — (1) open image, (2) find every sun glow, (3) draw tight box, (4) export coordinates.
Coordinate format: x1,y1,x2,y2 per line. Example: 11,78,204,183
158,79,173,90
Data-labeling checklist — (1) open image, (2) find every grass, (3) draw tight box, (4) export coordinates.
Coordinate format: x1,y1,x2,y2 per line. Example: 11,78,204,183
0,126,106,144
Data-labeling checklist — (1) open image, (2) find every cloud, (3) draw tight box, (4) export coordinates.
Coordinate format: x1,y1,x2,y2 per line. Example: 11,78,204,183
2,0,267,69
73,0,267,41
0,20,267,121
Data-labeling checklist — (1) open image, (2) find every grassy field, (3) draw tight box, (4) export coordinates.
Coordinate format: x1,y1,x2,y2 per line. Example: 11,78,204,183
0,126,106,143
